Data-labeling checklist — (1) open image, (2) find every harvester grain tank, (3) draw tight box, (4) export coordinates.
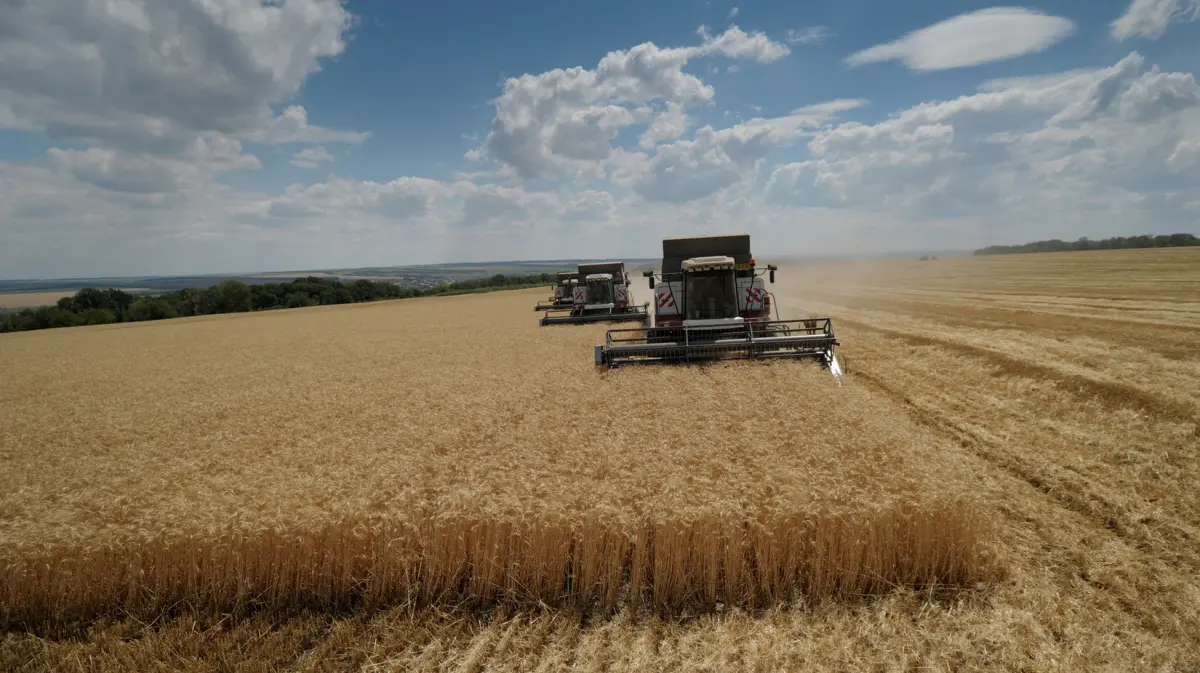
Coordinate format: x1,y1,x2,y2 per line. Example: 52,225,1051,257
534,272,579,311
539,261,650,326
593,234,843,375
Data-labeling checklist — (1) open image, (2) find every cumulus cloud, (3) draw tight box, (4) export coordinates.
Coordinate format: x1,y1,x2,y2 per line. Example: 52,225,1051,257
561,190,617,221
728,7,740,19
0,0,377,277
49,136,260,194
255,177,571,235
695,25,791,62
0,0,366,152
473,25,790,178
639,102,690,149
249,106,370,146
1112,0,1200,39
623,100,867,202
768,52,1200,233
3,5,1199,279
845,8,1076,71
291,146,337,169
291,146,338,169
1168,137,1200,169
265,176,451,220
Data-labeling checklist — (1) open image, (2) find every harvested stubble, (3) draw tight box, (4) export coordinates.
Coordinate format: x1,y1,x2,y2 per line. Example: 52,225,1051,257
0,292,990,630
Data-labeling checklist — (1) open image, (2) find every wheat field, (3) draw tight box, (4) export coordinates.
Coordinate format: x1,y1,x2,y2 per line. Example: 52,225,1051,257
2,247,1199,671
0,292,79,310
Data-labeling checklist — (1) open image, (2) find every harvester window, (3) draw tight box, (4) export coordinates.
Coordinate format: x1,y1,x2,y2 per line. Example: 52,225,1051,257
588,280,613,304
685,270,737,320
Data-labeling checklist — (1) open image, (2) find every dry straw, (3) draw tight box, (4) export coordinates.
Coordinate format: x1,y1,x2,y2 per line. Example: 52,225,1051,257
2,502,984,627
0,289,992,629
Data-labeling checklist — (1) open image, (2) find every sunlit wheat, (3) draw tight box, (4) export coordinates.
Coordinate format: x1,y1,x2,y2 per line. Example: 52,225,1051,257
0,288,990,629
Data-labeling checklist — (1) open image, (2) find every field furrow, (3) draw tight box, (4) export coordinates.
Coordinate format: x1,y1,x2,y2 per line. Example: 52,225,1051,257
839,335,1200,634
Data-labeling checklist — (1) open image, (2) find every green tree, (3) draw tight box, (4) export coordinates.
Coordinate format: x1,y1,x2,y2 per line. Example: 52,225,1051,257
211,280,252,313
286,292,316,308
128,298,179,321
29,306,81,329
80,308,118,325
251,284,284,310
108,289,133,318
69,288,111,312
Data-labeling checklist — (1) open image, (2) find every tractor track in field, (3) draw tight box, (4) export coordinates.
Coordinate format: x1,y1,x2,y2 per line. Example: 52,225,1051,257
850,366,1119,535
837,318,1199,425
847,341,1200,566
848,365,1200,638
816,295,1200,359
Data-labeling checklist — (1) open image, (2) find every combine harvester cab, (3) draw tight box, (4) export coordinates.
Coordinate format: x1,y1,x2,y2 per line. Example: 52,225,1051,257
539,262,650,326
593,234,843,376
534,272,579,311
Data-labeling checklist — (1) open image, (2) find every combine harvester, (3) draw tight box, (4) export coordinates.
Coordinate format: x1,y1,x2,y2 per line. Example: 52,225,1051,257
534,272,579,311
540,262,649,326
593,234,843,376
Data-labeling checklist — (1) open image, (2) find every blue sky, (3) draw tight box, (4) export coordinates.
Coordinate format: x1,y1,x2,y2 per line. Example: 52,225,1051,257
287,0,1184,184
0,0,1198,277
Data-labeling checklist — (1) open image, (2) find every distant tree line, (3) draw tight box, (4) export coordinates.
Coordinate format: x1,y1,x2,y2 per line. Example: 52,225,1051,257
0,273,558,333
974,233,1199,256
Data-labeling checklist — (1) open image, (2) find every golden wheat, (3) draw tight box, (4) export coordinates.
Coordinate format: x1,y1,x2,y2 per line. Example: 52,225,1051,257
5,248,1197,671
0,289,989,630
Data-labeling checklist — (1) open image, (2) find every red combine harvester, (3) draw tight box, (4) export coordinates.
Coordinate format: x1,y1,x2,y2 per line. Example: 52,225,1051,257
539,261,649,326
534,271,578,311
593,234,842,375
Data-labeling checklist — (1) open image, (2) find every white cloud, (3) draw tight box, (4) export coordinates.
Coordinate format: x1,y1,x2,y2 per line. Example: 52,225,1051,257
257,177,571,234
695,25,791,63
639,102,690,149
2,9,1199,280
728,7,739,19
1168,137,1200,169
248,106,370,146
562,190,617,221
845,8,1076,71
0,0,367,153
454,182,560,229
0,0,379,278
291,146,337,169
265,176,451,220
474,25,789,179
768,52,1200,237
49,136,260,194
623,100,867,202
1112,0,1200,39
785,26,832,45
